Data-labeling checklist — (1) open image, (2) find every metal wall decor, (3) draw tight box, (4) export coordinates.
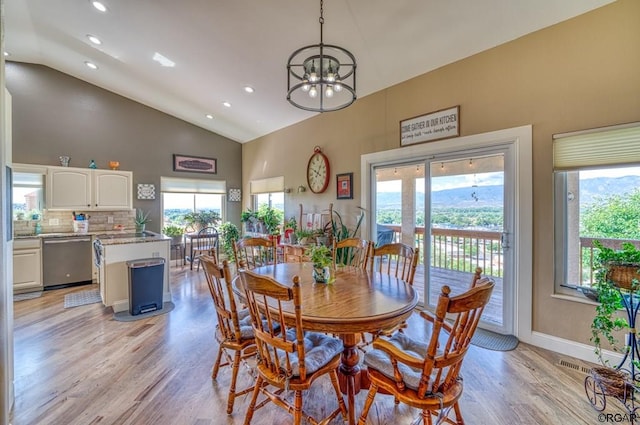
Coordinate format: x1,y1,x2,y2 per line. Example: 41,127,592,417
137,183,156,200
228,188,241,202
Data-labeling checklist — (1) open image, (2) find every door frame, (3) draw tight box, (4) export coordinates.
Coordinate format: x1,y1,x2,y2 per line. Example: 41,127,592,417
361,125,531,338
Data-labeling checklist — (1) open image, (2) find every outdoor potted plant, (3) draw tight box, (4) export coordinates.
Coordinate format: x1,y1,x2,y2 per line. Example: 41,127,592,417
134,209,151,233
162,225,184,245
307,244,333,283
588,241,640,397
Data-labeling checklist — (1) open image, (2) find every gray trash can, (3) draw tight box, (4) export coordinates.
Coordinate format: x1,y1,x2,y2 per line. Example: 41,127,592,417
127,257,165,315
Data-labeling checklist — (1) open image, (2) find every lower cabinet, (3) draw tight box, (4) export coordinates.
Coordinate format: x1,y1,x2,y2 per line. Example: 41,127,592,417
13,238,43,293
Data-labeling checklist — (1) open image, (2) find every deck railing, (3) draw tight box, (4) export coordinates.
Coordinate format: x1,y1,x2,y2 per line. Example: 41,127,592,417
579,237,640,285
379,224,503,277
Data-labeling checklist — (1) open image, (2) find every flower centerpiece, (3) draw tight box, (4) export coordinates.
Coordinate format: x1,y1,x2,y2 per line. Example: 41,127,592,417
307,244,332,283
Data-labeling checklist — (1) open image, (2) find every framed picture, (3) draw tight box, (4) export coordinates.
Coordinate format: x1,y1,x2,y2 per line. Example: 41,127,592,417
336,172,353,199
173,154,217,174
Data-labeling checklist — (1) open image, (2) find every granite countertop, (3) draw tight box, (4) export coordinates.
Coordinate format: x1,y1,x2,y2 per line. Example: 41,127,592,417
14,230,171,245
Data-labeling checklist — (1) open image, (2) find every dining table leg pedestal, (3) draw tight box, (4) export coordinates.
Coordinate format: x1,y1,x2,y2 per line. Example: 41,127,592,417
338,334,367,425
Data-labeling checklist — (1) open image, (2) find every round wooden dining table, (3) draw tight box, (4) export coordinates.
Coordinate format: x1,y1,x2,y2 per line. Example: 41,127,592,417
241,262,418,425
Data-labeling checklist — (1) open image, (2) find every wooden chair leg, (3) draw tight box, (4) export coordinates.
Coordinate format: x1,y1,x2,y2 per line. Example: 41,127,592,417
329,370,348,420
211,345,224,379
226,351,242,414
453,402,464,424
243,376,263,425
294,391,303,425
358,382,379,425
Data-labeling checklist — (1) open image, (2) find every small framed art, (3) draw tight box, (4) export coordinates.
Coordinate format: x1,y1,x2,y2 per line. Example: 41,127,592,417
173,154,217,174
336,172,353,200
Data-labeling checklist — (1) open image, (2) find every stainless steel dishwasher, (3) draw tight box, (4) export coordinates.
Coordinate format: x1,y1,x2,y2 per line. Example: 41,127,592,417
42,235,93,289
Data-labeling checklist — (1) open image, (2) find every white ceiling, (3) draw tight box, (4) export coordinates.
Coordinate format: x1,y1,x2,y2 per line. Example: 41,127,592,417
4,0,614,143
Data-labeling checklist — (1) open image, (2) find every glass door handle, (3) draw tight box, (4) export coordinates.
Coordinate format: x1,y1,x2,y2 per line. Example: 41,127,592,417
501,232,510,250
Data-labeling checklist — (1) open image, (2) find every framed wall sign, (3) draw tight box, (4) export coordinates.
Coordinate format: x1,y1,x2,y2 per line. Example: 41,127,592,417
228,188,241,202
336,172,353,199
173,154,217,174
400,105,460,146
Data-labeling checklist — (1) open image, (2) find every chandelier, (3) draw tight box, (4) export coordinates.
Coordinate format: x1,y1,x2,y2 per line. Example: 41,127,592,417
286,0,357,112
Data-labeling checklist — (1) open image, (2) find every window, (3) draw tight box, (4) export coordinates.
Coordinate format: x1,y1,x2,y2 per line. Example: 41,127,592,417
12,171,44,219
554,123,640,294
249,176,285,232
161,177,226,229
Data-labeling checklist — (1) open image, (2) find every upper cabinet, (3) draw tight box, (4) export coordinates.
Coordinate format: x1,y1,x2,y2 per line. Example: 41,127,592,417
46,166,132,210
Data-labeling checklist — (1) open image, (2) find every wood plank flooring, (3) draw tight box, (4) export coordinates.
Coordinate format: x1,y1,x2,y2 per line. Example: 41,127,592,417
11,265,626,424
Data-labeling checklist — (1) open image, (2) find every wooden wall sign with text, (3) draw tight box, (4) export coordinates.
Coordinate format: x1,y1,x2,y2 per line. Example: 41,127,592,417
400,106,460,146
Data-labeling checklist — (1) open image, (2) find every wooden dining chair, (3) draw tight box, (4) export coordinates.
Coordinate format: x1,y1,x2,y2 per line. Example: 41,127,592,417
200,256,256,415
367,243,420,343
239,269,347,425
358,278,495,425
369,242,419,284
191,227,219,271
232,237,277,270
333,237,372,269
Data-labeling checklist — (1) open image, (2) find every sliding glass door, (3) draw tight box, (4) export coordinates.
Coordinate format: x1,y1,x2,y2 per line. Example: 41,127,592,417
372,149,512,333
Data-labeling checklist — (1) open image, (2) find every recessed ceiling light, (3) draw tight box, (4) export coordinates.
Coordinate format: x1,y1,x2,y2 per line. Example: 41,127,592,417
244,86,255,94
84,61,98,70
152,52,175,68
223,102,231,108
87,34,102,45
3,52,9,57
91,1,107,12
205,114,214,120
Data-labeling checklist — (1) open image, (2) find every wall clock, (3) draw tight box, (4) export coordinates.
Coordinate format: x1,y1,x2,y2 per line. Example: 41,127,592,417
306,146,330,194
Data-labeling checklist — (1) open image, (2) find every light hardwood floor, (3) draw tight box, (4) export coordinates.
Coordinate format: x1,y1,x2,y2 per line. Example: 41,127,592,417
11,265,624,424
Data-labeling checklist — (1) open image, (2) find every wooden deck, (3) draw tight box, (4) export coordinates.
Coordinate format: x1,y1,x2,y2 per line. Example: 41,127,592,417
412,265,504,327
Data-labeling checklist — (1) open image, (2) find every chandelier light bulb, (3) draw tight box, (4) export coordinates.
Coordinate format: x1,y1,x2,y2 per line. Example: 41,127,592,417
309,86,318,98
302,82,310,92
325,85,334,98
334,82,342,92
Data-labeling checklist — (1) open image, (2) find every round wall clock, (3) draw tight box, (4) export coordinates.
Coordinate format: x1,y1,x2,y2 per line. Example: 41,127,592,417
306,146,330,194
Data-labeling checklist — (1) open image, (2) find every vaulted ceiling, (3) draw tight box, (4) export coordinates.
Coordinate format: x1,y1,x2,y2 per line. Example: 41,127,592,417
4,0,614,143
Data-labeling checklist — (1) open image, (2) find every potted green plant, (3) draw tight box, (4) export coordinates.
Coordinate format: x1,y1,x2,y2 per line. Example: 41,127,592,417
257,205,283,235
307,244,333,283
219,222,240,261
134,209,151,233
183,210,221,231
590,242,640,361
162,225,184,245
295,229,315,246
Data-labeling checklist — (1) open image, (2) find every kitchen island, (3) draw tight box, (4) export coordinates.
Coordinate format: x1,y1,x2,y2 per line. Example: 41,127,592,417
94,232,171,313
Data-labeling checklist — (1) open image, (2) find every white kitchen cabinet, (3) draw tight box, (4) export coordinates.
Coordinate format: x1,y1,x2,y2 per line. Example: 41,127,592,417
47,166,132,210
13,238,43,293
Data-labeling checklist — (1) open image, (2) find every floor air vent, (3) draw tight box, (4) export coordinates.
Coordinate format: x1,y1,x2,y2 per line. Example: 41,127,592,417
559,359,592,374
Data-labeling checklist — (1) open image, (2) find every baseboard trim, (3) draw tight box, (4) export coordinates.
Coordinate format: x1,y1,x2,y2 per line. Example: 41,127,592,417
527,330,623,366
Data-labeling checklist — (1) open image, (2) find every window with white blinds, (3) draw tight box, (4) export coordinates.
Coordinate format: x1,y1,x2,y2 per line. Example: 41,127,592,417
553,122,640,171
249,176,284,194
160,176,226,193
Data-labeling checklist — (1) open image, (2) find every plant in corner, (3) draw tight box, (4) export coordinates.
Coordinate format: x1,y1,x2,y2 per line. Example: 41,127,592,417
219,222,240,261
307,244,332,283
134,209,151,232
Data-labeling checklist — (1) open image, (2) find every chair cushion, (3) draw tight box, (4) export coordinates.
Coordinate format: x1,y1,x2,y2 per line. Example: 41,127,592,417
236,308,255,339
363,332,428,391
279,329,343,376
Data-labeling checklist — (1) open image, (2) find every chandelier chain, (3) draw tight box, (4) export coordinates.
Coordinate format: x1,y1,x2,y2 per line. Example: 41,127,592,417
319,0,324,43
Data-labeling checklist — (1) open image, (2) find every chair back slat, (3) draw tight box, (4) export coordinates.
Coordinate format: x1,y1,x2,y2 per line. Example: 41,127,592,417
417,280,495,398
239,270,307,381
370,243,419,284
201,256,242,341
333,237,372,269
233,237,277,270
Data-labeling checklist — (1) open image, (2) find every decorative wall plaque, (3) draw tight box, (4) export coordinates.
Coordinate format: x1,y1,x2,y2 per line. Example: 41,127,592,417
137,183,156,200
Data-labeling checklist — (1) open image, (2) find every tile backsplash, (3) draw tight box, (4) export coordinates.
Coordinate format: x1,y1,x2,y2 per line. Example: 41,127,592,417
14,210,136,235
